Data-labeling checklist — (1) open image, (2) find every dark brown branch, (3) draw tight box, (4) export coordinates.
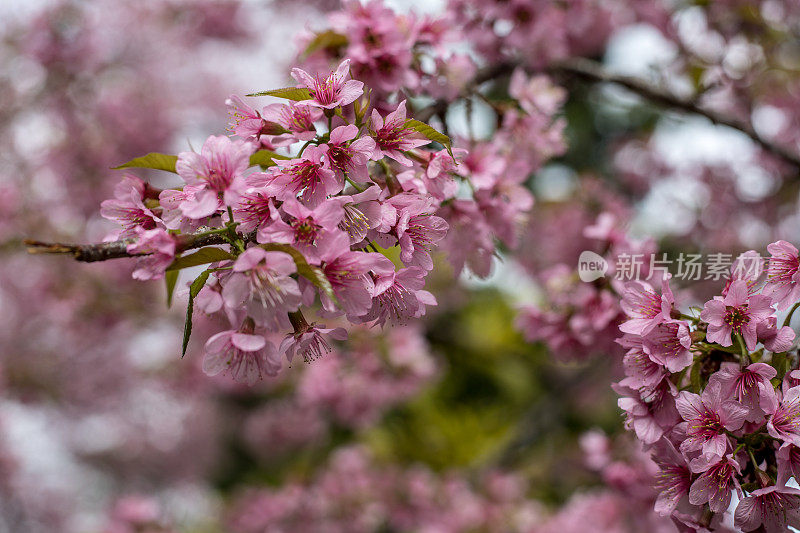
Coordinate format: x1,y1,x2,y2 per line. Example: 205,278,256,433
417,57,800,169
24,231,240,263
554,57,800,169
416,60,518,123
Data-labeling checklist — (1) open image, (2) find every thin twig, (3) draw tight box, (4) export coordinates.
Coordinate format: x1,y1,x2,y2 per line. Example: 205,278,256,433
417,57,800,169
24,231,252,263
554,57,800,168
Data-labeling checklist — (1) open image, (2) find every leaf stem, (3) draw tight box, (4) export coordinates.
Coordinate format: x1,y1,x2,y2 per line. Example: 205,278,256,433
783,301,800,328
344,175,366,192
735,333,750,368
298,140,312,157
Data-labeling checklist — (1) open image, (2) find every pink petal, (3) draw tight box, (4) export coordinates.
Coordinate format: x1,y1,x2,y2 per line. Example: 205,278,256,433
231,333,266,352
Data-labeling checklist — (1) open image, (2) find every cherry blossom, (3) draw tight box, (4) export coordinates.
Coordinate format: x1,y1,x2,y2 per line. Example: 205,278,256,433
203,328,281,385
291,59,364,109
764,240,800,310
369,101,429,165
701,279,775,351
258,145,340,208
221,248,302,328
176,135,254,218
675,380,748,461
126,227,176,281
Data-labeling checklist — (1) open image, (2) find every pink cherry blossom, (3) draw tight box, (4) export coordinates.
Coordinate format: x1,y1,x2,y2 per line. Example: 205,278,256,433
612,381,679,445
195,283,224,315
777,443,800,484
369,100,429,165
688,454,741,513
675,380,748,460
734,484,800,533
126,227,176,281
316,231,379,318
157,185,210,232
619,277,675,336
700,279,775,351
261,101,321,143
766,385,800,446
722,250,764,297
325,124,376,182
258,145,340,208
463,143,506,190
709,362,778,423
641,320,693,373
764,240,800,310
334,186,388,245
258,199,344,263
651,438,693,517
176,135,254,218
437,198,496,277
221,247,301,328
226,94,267,139
509,69,567,117
231,191,276,234
785,370,800,392
100,174,160,240
617,335,668,392
290,59,364,109
202,329,281,385
280,322,347,363
756,316,796,352
388,193,449,271
328,2,416,94
422,148,467,201
361,264,437,327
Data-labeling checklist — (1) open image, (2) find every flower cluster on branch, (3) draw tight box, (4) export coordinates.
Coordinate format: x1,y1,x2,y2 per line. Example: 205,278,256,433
615,242,800,531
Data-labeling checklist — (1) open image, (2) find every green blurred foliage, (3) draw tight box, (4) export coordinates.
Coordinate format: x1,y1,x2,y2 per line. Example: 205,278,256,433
365,287,623,504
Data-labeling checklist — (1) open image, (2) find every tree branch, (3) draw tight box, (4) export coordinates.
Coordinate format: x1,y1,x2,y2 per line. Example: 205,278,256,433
24,231,243,263
416,60,518,123
555,57,800,168
417,57,800,169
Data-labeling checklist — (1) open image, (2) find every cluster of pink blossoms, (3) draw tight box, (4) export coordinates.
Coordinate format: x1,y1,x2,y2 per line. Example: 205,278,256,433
517,205,656,361
297,0,563,279
614,241,800,531
228,445,538,533
100,60,471,384
241,325,436,462
447,0,670,68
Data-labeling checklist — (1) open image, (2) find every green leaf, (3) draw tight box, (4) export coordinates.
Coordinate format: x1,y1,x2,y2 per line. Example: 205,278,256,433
301,264,336,302
182,270,211,358
167,247,234,271
246,87,312,101
112,152,178,173
261,122,293,136
303,30,348,58
690,360,702,393
772,352,789,384
250,149,290,168
260,243,337,303
404,119,453,157
354,89,371,125
165,269,179,308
